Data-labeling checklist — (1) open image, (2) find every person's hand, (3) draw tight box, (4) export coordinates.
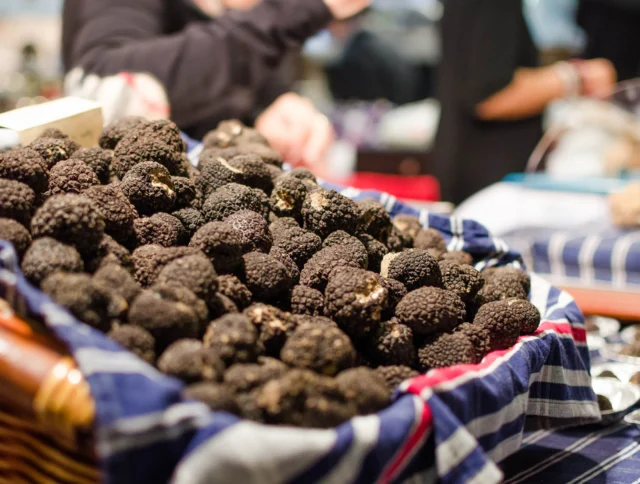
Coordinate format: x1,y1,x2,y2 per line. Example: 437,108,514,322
323,0,371,19
255,93,335,167
579,58,617,98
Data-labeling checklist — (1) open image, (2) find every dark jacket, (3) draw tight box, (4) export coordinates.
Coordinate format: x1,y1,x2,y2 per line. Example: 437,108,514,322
62,0,332,139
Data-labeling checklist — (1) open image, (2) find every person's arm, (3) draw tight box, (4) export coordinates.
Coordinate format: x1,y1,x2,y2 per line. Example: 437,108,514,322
68,0,338,129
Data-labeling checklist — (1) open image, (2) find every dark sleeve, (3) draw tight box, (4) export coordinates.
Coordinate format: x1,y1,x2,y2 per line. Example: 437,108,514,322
69,0,332,128
460,0,524,109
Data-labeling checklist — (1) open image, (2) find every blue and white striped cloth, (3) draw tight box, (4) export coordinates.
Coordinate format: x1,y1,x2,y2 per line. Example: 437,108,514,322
0,182,600,483
504,226,640,290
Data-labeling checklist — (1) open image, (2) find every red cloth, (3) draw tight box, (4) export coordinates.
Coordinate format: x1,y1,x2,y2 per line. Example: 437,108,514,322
341,172,440,201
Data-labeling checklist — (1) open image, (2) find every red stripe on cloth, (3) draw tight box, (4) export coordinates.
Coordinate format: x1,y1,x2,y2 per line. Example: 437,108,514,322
378,397,433,484
535,321,586,343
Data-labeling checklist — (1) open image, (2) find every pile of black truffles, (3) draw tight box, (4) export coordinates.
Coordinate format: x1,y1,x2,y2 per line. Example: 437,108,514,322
0,118,541,428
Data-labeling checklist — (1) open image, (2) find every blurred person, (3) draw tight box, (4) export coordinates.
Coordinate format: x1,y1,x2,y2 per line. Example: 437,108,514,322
62,0,370,166
434,0,616,204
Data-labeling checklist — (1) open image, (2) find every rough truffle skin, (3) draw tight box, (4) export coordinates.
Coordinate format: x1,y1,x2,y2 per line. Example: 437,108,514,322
224,357,288,393
171,176,197,209
41,272,125,332
227,154,273,194
477,276,528,304
172,208,205,240
129,286,201,352
30,194,104,255
502,298,541,334
107,324,156,365
202,183,269,222
112,135,182,179
322,231,368,269
272,227,322,268
270,176,308,220
157,254,218,306
324,268,389,337
120,161,176,215
358,234,388,272
93,264,141,304
28,137,75,169
299,245,362,291
225,210,272,253
189,221,244,275
379,277,407,317
0,179,35,226
195,155,243,197
269,217,299,233
85,234,133,273
207,293,240,322
395,287,466,336
439,261,484,303
135,119,186,154
392,214,422,244
301,188,360,238
239,252,293,302
366,319,416,367
268,246,300,286
157,339,225,383
203,314,261,366
453,322,492,362
290,285,324,316
335,367,390,415
280,323,355,376
375,365,419,391
357,199,392,241
131,245,199,287
134,213,184,247
382,249,442,291
217,274,252,309
83,184,138,244
243,304,297,356
418,333,476,371
293,315,339,329
482,266,531,295
414,228,447,256
70,147,112,184
46,159,100,196
99,116,147,149
21,237,84,285
386,226,412,252
442,251,474,266
0,147,48,194
0,218,31,258
286,167,317,184
184,383,240,414
473,299,522,351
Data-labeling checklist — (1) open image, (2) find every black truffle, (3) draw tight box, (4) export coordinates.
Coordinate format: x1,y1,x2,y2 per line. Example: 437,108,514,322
28,137,76,169
93,264,141,304
504,298,540,335
286,167,317,185
46,159,100,195
381,249,442,291
224,357,288,393
134,213,184,247
375,365,419,391
272,227,322,269
0,217,31,258
203,314,261,366
85,234,133,273
392,214,422,244
379,277,407,318
202,183,269,222
131,245,199,287
453,322,492,362
280,323,355,376
243,303,297,356
366,319,416,367
41,272,126,332
0,147,48,194
357,199,392,241
290,285,324,316
157,253,218,306
99,116,147,150
322,231,368,269
31,194,104,255
239,252,293,302
21,237,84,285
418,333,476,371
107,324,156,365
477,277,528,304
217,274,253,309
157,339,225,383
208,293,240,322
189,221,244,274
482,266,531,295
83,184,138,244
439,261,484,303
120,161,176,215
269,246,300,287
358,234,388,272
324,268,389,337
270,176,308,220
0,179,34,226
473,299,523,351
112,134,182,178
225,210,272,253
195,154,243,197
301,188,360,238
134,119,186,154
395,287,466,336
414,228,447,256
269,217,300,233
386,225,412,252
335,367,390,415
70,147,112,184
39,127,69,140
299,245,362,291
293,315,339,329
171,208,205,240
442,251,474,266
226,154,273,194
171,176,197,209
184,383,240,414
